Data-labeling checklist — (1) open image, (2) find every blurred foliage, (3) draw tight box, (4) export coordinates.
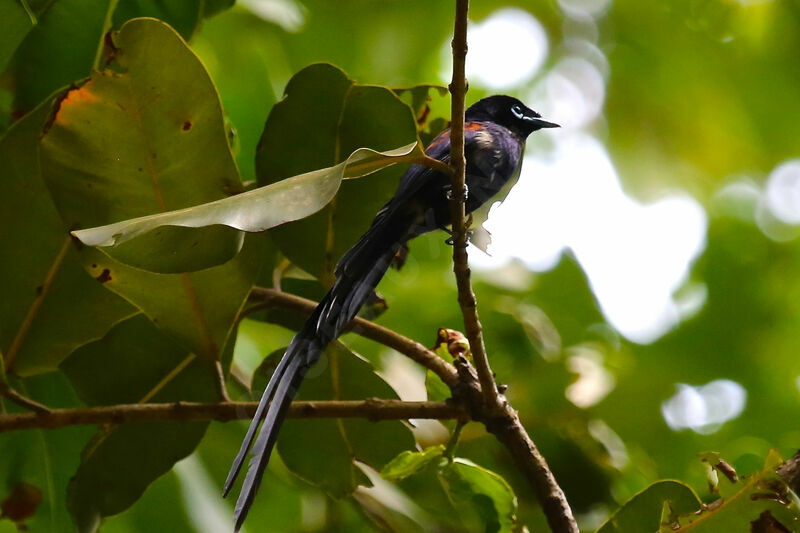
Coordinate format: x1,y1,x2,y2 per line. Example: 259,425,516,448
1,0,800,532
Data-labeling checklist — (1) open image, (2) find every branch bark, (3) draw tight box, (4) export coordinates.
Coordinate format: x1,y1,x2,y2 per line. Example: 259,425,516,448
445,2,578,532
248,286,459,387
0,400,465,433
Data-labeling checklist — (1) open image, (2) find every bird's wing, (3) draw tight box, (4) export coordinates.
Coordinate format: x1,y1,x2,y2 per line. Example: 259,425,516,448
384,123,491,212
334,123,487,278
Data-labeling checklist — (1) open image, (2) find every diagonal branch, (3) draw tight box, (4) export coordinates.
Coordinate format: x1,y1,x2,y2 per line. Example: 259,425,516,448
247,287,459,387
0,400,466,433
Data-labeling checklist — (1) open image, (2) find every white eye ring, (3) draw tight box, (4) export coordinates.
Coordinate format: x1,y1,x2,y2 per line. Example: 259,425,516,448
510,104,525,119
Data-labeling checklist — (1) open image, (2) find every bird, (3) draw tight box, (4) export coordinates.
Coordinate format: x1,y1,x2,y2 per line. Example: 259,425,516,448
223,95,558,531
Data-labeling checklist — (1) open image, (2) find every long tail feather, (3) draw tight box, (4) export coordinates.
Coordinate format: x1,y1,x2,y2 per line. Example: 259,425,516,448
225,213,409,530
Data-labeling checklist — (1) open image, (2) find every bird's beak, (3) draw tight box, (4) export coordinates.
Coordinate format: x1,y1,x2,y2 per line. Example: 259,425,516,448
529,118,560,129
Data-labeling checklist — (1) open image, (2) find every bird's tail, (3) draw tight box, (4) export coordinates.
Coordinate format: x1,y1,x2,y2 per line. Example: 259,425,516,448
224,215,406,531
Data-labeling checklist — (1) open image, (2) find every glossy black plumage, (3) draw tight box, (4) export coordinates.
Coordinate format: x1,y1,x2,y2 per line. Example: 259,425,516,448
224,95,557,531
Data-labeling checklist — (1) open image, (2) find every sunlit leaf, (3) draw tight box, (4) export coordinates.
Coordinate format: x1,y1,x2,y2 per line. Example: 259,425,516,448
381,445,445,481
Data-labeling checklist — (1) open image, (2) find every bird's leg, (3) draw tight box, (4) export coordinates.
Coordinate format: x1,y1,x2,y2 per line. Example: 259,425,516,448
443,213,474,247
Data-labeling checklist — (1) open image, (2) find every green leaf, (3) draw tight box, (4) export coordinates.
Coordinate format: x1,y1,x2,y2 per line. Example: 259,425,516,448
191,8,277,182
0,95,134,377
202,0,235,19
112,0,237,42
100,471,195,533
40,17,244,274
0,372,95,532
70,141,421,255
78,233,264,363
439,458,519,533
381,445,446,481
7,0,115,117
597,480,701,533
425,370,451,403
266,341,414,497
113,2,195,41
256,63,422,283
0,0,36,73
392,84,450,144
61,315,221,531
662,451,800,532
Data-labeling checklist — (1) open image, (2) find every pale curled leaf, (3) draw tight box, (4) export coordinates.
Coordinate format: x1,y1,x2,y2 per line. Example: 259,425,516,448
71,142,421,248
381,445,446,481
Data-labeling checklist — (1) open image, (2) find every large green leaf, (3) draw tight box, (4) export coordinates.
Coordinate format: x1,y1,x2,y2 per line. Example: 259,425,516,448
0,0,36,74
439,458,519,533
662,451,800,532
61,315,222,532
40,17,244,274
0,372,95,532
79,234,263,363
253,341,415,497
100,471,195,533
0,96,134,377
597,480,701,533
6,0,115,118
256,63,422,283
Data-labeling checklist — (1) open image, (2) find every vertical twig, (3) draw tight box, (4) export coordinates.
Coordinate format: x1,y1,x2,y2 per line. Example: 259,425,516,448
446,3,579,532
447,0,499,410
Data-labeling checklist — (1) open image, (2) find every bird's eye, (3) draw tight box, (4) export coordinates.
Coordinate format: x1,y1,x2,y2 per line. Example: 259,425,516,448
510,104,525,119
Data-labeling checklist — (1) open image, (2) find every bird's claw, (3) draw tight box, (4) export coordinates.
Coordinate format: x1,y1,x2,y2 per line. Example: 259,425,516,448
445,184,469,202
444,228,473,248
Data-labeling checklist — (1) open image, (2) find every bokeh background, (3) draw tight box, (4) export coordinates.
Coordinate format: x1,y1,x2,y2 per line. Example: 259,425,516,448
3,0,800,531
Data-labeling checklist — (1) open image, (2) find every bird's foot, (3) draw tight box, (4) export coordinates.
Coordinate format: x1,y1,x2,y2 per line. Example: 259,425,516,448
443,227,474,247
445,183,469,202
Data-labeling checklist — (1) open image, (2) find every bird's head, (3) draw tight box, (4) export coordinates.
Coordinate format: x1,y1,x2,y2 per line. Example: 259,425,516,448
465,95,558,138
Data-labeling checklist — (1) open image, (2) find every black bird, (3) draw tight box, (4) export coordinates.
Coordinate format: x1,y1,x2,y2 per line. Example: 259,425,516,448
224,95,558,530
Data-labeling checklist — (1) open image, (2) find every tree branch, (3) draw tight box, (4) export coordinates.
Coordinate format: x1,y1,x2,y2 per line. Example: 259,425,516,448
447,0,498,410
452,358,579,533
445,3,578,532
247,287,459,387
0,400,465,433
